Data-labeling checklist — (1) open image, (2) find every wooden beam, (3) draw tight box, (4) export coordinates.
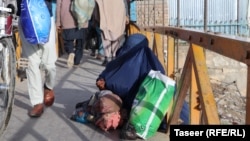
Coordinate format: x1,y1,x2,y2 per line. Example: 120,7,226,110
191,44,220,124
144,26,250,64
190,63,201,124
127,22,141,35
14,30,22,81
153,33,167,71
145,31,153,49
169,47,192,126
167,36,175,79
246,65,250,124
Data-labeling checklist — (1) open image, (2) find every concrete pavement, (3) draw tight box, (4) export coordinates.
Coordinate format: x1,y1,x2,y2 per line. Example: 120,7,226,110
0,50,169,141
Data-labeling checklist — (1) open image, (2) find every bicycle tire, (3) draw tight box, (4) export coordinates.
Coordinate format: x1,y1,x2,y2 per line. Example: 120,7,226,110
0,37,16,136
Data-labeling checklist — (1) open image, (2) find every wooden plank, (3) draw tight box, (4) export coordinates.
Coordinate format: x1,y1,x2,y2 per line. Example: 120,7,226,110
14,30,22,81
169,47,192,126
246,66,250,124
14,30,21,63
153,33,167,71
145,31,153,49
191,44,220,124
57,29,65,57
146,26,250,64
128,23,140,35
165,36,176,128
190,64,201,124
167,36,175,79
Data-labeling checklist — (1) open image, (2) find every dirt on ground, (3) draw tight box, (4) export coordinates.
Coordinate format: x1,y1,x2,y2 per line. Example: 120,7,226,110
211,80,246,125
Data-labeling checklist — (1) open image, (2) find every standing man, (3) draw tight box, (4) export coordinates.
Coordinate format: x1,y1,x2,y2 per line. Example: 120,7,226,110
95,0,128,66
17,0,57,117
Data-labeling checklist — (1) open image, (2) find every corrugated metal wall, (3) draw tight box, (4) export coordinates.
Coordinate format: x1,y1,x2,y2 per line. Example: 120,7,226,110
168,0,249,37
132,0,250,37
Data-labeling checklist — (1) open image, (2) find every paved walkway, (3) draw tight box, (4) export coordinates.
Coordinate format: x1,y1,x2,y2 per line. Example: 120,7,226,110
0,50,169,141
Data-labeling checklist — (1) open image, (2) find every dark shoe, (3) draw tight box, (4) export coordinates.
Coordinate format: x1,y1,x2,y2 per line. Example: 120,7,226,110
101,59,109,66
28,104,44,117
44,88,55,107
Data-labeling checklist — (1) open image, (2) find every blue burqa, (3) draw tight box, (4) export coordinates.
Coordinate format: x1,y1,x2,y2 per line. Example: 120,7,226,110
98,33,165,110
97,33,189,125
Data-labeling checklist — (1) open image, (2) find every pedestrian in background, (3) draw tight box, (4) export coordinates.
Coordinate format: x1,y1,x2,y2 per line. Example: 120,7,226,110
89,2,103,60
95,0,129,66
56,0,87,68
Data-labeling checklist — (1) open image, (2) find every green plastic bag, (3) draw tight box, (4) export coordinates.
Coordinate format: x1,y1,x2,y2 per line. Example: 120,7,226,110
129,70,176,139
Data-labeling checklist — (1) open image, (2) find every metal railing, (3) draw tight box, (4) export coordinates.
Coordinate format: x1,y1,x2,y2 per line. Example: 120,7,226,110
128,0,250,133
134,0,250,37
127,23,250,131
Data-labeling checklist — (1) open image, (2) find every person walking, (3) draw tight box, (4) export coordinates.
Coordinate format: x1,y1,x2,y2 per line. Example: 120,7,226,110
17,0,57,117
95,0,128,66
56,0,87,67
89,2,103,60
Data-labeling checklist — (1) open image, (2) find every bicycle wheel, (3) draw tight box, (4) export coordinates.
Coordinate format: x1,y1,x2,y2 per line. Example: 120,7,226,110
0,37,16,135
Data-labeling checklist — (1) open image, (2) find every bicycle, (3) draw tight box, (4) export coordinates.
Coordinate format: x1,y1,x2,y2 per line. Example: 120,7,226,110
0,0,17,135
